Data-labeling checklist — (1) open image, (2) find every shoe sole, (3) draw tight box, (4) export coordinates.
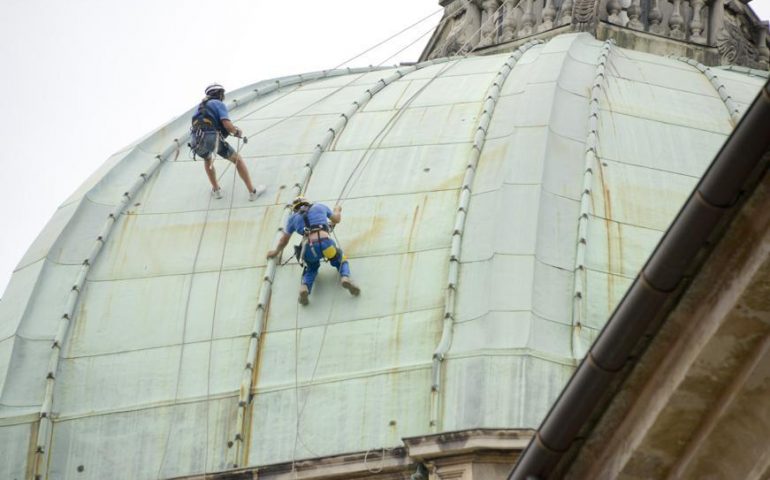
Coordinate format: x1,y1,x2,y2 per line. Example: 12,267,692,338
341,281,360,296
298,290,309,305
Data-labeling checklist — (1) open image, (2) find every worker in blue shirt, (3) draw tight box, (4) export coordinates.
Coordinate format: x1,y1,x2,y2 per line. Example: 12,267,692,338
267,197,360,305
190,83,265,201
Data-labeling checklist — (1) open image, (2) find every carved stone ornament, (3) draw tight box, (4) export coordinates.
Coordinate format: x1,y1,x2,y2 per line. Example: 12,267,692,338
539,0,557,32
689,0,706,43
501,0,520,41
648,0,664,35
558,0,574,26
479,0,501,47
627,0,643,30
420,0,769,70
606,0,622,26
573,0,599,30
431,0,483,58
520,0,535,37
717,0,761,67
669,0,685,40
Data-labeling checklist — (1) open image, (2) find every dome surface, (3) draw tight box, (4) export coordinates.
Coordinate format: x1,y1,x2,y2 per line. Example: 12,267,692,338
0,32,766,479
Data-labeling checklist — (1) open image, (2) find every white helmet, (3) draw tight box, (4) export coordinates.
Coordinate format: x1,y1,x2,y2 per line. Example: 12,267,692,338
204,83,225,99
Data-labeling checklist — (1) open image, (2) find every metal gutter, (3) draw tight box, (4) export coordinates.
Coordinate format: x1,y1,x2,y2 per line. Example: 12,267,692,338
508,78,770,480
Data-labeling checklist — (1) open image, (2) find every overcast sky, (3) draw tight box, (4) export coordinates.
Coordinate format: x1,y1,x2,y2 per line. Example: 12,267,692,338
1,0,769,296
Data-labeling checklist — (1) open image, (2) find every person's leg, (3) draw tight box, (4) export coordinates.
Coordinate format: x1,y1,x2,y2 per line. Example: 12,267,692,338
229,151,256,193
299,254,320,305
203,157,220,191
302,244,322,293
220,139,265,200
325,239,359,296
195,132,221,195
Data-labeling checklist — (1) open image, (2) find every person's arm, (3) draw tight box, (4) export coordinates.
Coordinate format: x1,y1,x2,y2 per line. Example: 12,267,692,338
329,205,342,225
213,101,242,137
221,119,242,137
267,232,291,259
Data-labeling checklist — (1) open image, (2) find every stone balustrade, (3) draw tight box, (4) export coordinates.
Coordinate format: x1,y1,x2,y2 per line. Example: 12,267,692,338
427,0,769,69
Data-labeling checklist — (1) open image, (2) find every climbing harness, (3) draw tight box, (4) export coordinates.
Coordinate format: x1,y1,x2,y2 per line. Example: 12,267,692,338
290,205,338,267
189,96,239,163
246,5,504,470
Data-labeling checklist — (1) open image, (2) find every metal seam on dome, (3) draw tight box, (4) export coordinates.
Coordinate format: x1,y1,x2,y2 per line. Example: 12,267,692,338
674,56,743,126
31,151,163,474
28,65,391,477
570,39,614,360
428,39,543,433
228,56,458,469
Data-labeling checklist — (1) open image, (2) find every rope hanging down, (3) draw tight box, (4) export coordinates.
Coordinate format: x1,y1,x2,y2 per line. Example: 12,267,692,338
286,1,508,468
227,8,466,468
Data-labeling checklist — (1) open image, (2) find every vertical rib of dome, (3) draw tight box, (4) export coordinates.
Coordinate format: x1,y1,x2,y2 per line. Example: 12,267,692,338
570,39,614,359
429,39,543,433
245,50,519,467
229,57,456,468
675,57,743,125
8,66,392,478
445,33,604,432
33,136,177,478
3,26,767,479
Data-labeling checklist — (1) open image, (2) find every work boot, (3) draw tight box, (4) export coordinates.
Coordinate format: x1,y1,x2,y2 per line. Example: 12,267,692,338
212,187,223,199
249,185,266,201
341,277,360,296
298,284,309,306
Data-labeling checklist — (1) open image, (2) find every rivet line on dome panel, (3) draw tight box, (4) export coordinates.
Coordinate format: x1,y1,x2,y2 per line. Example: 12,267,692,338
237,4,509,468
229,53,461,471
570,39,615,360
673,56,743,125
28,66,390,478
429,39,545,434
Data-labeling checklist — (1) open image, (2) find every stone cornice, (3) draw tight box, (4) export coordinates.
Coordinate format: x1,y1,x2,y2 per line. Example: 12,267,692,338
169,429,533,480
421,0,770,69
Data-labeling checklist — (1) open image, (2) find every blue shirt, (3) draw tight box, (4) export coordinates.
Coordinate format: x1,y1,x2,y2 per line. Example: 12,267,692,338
204,99,230,123
192,98,230,135
286,203,333,236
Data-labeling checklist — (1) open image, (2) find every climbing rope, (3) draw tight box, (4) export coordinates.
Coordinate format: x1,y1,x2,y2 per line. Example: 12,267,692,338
331,8,442,70
222,3,508,470
333,0,507,207
285,2,509,471
233,11,456,146
203,157,240,476
155,159,236,479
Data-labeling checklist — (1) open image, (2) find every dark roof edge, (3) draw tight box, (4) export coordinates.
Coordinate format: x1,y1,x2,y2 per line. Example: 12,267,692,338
508,79,770,480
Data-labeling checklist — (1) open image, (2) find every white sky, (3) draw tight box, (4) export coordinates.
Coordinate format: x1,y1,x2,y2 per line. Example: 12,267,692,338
0,0,769,296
